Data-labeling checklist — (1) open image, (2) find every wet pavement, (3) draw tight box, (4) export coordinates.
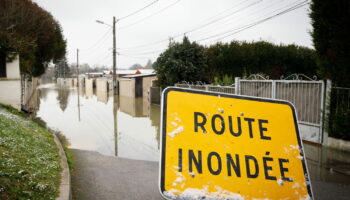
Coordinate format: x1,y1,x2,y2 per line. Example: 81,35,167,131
303,143,350,199
71,149,162,200
70,148,350,200
29,83,350,199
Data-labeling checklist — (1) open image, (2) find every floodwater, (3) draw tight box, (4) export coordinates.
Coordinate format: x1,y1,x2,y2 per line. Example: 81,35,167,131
30,82,350,187
33,83,160,162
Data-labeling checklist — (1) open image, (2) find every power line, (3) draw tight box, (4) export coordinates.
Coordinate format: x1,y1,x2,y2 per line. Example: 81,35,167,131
188,0,283,38
115,0,308,65
96,55,112,66
214,0,309,42
184,0,262,35
80,27,112,52
118,0,160,20
119,48,165,55
197,0,250,21
119,0,181,30
80,35,112,56
195,0,296,42
119,53,156,59
199,0,309,43
118,37,170,50
118,0,261,50
90,49,112,65
120,0,308,58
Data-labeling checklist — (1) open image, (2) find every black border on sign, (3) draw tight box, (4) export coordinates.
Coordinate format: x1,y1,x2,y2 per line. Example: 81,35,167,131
159,87,313,200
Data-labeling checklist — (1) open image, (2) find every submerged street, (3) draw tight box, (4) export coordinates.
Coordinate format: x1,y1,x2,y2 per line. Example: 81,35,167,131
34,83,160,161
31,83,350,199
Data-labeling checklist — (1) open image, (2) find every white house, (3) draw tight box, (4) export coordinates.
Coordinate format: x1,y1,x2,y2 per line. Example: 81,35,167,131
0,54,22,109
0,54,20,79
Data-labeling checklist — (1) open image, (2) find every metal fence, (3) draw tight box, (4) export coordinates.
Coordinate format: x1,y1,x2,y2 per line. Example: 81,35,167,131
332,87,350,114
236,74,325,143
237,74,324,125
174,82,235,94
207,85,235,94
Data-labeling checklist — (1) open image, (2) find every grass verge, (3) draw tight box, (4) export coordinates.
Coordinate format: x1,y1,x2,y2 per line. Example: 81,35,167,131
0,104,62,200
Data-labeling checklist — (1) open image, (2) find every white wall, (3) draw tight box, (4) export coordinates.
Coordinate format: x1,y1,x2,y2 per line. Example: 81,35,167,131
6,55,20,79
142,76,157,98
96,78,108,92
0,80,21,109
85,78,94,88
119,78,135,98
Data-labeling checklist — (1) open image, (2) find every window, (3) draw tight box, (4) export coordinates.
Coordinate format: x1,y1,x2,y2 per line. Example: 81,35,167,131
0,52,6,78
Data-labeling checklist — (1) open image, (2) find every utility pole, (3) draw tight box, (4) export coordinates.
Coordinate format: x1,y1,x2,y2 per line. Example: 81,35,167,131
113,16,117,95
76,49,79,87
63,60,65,78
77,48,81,121
96,17,117,94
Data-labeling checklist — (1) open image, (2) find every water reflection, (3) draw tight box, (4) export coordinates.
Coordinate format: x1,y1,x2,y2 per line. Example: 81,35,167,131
56,87,70,112
85,83,94,99
303,143,350,185
117,95,160,161
113,94,119,156
35,83,160,161
96,90,108,104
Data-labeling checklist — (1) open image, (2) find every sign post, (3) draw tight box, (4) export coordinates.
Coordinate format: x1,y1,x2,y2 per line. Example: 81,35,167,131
159,87,313,200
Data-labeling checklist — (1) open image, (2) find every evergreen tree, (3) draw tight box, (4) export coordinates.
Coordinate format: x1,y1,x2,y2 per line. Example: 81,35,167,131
54,58,71,78
153,37,208,88
206,41,317,81
310,0,350,86
0,0,66,77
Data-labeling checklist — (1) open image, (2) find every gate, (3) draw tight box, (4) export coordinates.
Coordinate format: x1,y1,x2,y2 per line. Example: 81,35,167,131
235,74,325,144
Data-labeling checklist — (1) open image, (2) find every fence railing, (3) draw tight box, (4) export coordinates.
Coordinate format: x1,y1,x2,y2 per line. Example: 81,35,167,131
174,82,235,94
332,87,350,114
237,75,324,126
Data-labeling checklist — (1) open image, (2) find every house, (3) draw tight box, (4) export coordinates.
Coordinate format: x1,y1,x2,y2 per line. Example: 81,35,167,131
0,54,38,111
0,54,22,109
0,54,20,79
119,73,157,98
105,69,155,78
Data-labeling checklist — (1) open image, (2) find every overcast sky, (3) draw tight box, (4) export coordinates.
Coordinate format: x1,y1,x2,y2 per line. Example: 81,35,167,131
32,0,313,69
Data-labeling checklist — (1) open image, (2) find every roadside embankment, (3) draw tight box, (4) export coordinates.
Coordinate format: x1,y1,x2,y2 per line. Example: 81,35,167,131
0,104,66,200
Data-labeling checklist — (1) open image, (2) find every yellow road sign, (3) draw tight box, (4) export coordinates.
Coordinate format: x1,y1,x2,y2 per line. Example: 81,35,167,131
159,87,313,200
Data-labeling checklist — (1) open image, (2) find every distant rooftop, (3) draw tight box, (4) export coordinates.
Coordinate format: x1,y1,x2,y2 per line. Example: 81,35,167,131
123,73,157,78
102,69,155,75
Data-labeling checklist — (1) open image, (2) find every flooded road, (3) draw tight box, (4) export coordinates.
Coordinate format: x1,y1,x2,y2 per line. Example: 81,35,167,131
34,83,160,161
31,83,350,190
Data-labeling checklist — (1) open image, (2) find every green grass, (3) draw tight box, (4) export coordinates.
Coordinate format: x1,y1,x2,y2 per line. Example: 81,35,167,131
0,105,62,200
63,146,74,171
50,129,74,171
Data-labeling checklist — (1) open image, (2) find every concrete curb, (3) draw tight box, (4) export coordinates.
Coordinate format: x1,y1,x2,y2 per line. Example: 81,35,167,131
53,134,71,200
327,137,350,152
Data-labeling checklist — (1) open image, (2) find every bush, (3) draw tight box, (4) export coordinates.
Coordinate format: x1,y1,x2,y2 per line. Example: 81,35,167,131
153,37,208,88
328,89,350,140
